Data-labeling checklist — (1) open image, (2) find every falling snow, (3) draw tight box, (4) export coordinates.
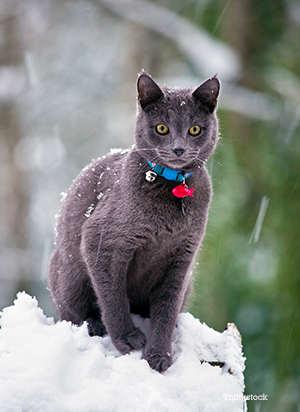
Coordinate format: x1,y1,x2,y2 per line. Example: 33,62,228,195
249,195,270,244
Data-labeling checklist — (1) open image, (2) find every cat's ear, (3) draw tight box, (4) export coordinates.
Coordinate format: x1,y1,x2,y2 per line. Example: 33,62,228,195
137,73,164,109
192,76,220,112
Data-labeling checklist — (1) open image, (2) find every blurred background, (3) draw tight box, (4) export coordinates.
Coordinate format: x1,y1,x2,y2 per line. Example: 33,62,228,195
0,0,299,410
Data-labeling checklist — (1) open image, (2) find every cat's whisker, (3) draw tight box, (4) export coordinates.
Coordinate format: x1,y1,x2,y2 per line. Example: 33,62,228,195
133,148,158,153
196,156,208,165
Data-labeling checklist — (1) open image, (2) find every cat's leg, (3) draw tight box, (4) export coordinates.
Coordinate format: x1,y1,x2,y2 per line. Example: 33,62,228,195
84,300,107,336
81,230,146,354
49,249,106,335
144,250,194,372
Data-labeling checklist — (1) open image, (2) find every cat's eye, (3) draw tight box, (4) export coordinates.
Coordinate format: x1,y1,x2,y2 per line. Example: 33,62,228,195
156,124,169,135
189,125,201,136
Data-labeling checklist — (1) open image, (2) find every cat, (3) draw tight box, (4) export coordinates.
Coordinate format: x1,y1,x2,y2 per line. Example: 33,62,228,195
48,72,220,372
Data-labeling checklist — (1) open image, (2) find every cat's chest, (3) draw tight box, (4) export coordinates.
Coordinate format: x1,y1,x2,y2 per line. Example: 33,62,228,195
126,224,189,287
81,153,209,241
126,192,202,263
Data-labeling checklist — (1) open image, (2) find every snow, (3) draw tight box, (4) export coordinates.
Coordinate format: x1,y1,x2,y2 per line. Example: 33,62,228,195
84,204,95,218
0,293,246,412
249,195,270,244
108,147,130,156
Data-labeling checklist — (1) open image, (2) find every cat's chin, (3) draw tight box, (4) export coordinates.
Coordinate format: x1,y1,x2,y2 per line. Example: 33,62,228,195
163,159,194,170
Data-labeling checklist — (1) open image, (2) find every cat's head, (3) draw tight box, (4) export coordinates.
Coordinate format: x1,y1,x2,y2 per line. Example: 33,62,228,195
135,73,220,171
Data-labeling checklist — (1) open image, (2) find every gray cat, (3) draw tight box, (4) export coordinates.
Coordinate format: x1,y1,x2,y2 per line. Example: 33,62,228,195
49,73,220,372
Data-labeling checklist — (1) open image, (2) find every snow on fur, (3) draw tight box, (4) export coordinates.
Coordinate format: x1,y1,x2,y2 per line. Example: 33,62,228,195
0,292,246,412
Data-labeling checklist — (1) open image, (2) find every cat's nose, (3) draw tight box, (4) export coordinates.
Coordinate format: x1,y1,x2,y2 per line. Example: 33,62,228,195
172,147,186,157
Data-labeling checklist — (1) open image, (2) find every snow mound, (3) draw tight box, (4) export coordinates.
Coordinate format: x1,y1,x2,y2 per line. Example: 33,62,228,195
0,292,246,412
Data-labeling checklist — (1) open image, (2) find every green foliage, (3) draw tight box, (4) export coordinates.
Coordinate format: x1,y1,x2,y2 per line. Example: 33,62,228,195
186,1,300,410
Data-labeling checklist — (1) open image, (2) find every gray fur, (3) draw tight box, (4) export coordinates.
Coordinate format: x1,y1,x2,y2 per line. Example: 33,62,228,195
48,73,220,372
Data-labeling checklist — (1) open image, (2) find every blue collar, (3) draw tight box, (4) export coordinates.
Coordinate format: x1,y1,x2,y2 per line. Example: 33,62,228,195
146,160,193,183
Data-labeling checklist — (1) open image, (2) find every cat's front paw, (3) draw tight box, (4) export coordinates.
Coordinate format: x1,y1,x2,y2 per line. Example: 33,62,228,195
144,350,173,373
113,327,146,354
